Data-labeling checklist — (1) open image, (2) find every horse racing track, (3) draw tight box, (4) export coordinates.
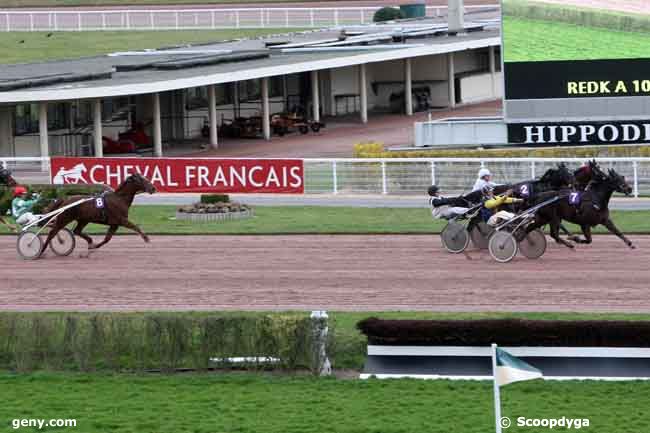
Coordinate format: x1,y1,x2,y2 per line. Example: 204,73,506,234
1,234,649,312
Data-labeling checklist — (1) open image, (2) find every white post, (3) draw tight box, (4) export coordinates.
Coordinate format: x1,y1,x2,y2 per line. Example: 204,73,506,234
311,70,320,123
93,99,103,158
260,9,264,27
39,102,49,164
332,161,338,194
334,9,339,26
359,64,368,124
101,12,106,29
152,92,162,157
29,13,34,31
7,12,11,31
381,161,387,194
633,161,639,198
53,13,57,31
530,161,535,178
310,311,332,376
430,161,436,185
77,12,81,31
175,11,179,29
492,343,503,433
310,10,314,27
236,10,240,28
360,9,365,24
489,45,497,98
285,9,289,27
150,11,154,29
208,84,218,149
261,77,270,140
125,11,130,29
211,11,215,29
405,58,413,116
448,52,456,108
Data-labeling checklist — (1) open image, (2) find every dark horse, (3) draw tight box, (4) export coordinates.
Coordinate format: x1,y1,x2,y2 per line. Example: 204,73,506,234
0,167,18,230
39,173,156,258
526,167,635,249
437,163,574,208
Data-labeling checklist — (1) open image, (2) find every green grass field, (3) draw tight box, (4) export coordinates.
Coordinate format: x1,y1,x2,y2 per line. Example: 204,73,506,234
503,16,650,62
0,372,647,433
0,29,303,64
2,205,649,235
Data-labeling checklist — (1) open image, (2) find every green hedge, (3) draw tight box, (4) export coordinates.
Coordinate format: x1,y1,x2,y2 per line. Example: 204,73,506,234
200,194,230,204
503,0,650,33
0,313,330,374
373,7,404,22
354,142,650,159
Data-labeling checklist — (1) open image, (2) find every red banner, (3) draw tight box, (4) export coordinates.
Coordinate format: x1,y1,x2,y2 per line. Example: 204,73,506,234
50,157,304,194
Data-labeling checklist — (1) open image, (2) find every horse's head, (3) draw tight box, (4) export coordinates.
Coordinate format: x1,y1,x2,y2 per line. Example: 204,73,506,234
126,173,156,194
0,167,17,187
540,163,573,188
607,168,633,196
590,160,607,182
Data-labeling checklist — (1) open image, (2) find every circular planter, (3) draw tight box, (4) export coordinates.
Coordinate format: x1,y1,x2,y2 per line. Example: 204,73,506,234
176,202,254,223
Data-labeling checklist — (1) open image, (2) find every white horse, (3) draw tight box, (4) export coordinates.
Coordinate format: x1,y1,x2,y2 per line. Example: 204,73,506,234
53,163,88,185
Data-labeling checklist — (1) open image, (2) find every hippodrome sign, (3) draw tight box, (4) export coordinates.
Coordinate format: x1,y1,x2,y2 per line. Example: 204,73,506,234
50,157,304,193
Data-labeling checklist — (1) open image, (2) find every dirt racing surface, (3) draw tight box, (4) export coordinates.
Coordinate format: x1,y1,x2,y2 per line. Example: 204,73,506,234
1,235,649,313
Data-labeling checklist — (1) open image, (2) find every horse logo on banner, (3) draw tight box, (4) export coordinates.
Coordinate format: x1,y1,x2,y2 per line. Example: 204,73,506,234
52,163,89,185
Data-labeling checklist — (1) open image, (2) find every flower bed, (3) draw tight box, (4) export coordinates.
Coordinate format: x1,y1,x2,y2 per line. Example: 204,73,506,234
176,202,254,223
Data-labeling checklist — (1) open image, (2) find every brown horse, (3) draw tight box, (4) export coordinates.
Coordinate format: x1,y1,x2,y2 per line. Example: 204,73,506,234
39,173,156,258
0,167,18,231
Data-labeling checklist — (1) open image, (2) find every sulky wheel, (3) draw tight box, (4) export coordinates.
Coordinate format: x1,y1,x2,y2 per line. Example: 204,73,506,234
298,125,309,134
17,232,43,260
470,222,494,250
518,228,547,259
49,228,76,257
441,222,470,254
310,123,321,133
488,231,518,263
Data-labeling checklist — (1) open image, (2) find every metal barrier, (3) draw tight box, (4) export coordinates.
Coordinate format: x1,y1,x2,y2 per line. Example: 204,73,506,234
1,157,647,197
0,5,498,31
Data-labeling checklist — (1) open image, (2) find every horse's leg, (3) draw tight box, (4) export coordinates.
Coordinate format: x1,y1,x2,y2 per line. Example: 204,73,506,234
120,219,150,243
603,218,635,249
73,221,93,247
569,225,592,244
549,215,574,249
90,225,118,250
560,223,572,237
38,219,70,258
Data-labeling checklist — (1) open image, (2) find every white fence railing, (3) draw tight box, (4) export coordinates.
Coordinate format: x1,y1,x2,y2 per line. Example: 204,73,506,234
0,5,499,31
1,157,648,197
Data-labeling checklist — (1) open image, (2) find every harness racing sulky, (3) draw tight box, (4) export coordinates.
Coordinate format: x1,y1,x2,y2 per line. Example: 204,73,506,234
1,167,156,260
429,160,634,263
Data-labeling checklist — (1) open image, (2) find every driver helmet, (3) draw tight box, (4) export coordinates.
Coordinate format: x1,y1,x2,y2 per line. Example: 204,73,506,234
13,185,27,197
481,184,494,197
427,185,439,196
478,168,491,180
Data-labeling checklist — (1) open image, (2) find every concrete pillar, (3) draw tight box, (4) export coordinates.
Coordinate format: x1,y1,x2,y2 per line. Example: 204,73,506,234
208,84,218,149
261,77,270,140
404,58,413,116
359,64,368,124
311,70,320,122
0,105,14,157
489,46,496,98
93,99,103,158
233,82,240,119
448,52,456,108
39,102,49,159
152,92,162,157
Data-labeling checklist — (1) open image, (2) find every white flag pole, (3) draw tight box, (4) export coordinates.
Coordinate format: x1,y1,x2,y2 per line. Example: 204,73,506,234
492,343,503,433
